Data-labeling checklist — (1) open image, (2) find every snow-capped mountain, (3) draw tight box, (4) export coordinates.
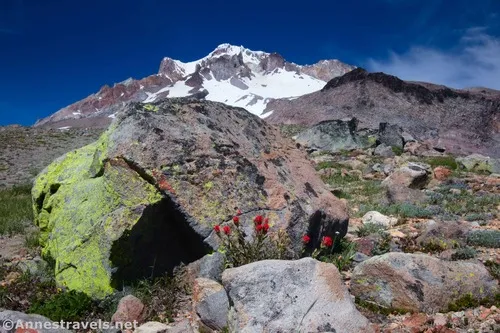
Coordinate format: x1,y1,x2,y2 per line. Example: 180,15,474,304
35,44,354,128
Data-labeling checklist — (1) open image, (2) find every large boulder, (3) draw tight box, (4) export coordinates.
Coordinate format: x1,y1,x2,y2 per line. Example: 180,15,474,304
222,258,373,333
351,253,498,313
295,118,374,153
32,98,348,298
381,162,431,204
377,122,404,149
457,154,500,174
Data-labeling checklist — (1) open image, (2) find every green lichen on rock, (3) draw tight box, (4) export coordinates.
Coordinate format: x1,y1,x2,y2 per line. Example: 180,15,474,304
32,129,162,299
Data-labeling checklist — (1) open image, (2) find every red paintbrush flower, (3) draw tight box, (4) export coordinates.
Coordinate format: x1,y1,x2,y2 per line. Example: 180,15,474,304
302,235,311,244
254,215,264,225
232,216,240,225
223,225,231,235
322,236,333,247
236,209,242,216
262,223,270,233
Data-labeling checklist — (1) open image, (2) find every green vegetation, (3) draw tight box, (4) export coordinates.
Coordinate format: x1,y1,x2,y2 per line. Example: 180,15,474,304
0,184,33,235
391,146,403,156
356,223,386,237
317,238,358,272
425,156,458,170
466,230,500,248
420,237,459,253
0,268,57,313
451,247,477,260
319,167,385,215
358,203,432,219
355,297,409,316
447,293,500,312
426,184,499,218
133,268,190,322
484,260,500,280
24,229,41,249
279,124,308,138
29,290,94,322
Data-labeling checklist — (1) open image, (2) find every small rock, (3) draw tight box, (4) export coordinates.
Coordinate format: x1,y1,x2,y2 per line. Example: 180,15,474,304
433,313,447,326
362,211,397,228
111,295,145,325
0,310,71,333
388,229,406,239
374,143,395,157
134,321,168,333
192,278,228,331
434,166,452,181
402,313,429,329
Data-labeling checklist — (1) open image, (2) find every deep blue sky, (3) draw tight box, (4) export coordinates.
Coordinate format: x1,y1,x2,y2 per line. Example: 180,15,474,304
1,0,499,125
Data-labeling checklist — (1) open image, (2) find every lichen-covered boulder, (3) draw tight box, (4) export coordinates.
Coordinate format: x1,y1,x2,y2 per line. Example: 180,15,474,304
457,154,500,174
32,98,348,298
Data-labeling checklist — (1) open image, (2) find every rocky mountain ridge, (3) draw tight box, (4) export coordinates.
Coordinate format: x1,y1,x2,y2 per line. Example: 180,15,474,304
34,44,354,129
266,68,500,157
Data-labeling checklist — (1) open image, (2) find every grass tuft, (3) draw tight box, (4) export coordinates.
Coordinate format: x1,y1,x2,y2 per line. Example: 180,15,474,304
0,184,33,235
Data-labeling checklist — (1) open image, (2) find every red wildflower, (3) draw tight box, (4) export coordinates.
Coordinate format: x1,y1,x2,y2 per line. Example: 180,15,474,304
264,217,269,224
254,215,264,225
214,225,221,233
302,235,311,244
232,216,240,225
322,236,333,247
223,225,231,235
262,223,270,233
236,209,242,216
255,224,263,232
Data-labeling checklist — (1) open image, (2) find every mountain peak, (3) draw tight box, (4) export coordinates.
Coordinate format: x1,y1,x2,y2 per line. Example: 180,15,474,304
35,44,355,128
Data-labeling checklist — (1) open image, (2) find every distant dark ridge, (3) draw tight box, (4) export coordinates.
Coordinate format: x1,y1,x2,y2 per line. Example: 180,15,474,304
321,68,470,104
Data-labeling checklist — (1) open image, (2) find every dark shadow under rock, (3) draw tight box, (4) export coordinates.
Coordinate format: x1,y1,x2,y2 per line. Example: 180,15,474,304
110,196,211,288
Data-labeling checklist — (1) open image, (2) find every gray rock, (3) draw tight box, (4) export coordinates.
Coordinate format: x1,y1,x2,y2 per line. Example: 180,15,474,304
377,123,404,149
353,252,370,263
351,252,498,313
362,211,397,228
193,278,229,331
15,257,51,282
0,310,71,333
222,258,373,333
374,143,395,157
295,118,373,153
134,321,169,333
187,252,225,282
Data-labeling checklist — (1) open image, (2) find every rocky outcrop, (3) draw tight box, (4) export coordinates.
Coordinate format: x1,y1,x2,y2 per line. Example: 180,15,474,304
266,68,500,157
295,117,374,153
351,253,498,313
222,258,373,332
32,98,348,298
